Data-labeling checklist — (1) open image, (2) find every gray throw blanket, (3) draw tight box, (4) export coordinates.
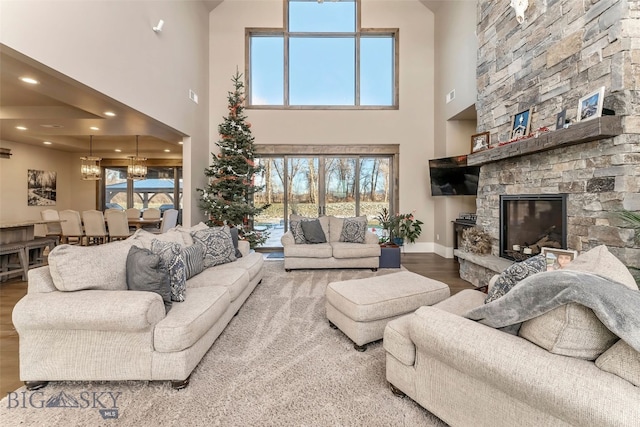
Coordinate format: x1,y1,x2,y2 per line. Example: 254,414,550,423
464,270,640,352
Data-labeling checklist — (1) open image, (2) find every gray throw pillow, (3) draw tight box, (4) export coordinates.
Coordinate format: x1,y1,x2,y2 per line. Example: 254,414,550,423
301,219,327,244
181,244,205,279
126,246,172,313
340,216,367,243
191,226,237,268
485,254,546,303
150,239,187,302
229,226,243,258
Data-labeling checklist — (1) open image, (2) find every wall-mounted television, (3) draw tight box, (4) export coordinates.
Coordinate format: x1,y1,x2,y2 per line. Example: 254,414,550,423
429,155,480,196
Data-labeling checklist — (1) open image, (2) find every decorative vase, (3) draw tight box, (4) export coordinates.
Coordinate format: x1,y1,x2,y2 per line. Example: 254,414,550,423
392,237,404,246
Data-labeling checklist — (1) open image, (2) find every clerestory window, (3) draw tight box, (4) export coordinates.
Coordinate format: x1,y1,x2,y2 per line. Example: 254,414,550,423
246,0,398,109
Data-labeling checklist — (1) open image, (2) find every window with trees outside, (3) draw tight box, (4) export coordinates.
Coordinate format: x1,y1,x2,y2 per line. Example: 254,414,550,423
246,0,398,108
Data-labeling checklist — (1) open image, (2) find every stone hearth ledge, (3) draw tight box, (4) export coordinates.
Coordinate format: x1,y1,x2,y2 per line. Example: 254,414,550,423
454,249,514,288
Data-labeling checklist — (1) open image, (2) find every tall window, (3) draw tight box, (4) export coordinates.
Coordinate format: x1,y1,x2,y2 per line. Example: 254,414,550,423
246,0,398,109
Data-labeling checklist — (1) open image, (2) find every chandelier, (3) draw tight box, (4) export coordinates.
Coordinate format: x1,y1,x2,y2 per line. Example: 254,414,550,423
80,135,101,180
127,135,147,180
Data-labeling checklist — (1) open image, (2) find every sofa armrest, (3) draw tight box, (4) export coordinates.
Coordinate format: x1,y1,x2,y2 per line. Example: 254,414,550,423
281,231,295,246
13,290,165,332
364,231,379,244
238,240,250,257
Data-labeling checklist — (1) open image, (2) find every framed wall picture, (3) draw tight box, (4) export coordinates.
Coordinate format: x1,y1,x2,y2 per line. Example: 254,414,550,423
510,108,531,140
27,169,57,206
577,86,605,122
555,109,566,130
541,247,578,271
471,132,490,153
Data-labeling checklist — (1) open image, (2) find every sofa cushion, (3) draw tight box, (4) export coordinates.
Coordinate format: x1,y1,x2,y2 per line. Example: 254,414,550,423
128,228,186,249
301,219,327,243
126,246,172,313
192,226,236,268
595,340,640,387
150,239,187,303
213,251,264,283
48,240,134,292
154,286,230,353
187,267,249,301
284,242,333,258
484,254,546,303
328,216,344,242
182,244,205,279
519,245,637,360
331,242,380,259
433,289,486,316
340,216,367,243
169,222,209,246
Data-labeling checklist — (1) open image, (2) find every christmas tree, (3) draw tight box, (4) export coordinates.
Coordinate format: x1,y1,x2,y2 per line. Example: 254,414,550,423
197,71,268,248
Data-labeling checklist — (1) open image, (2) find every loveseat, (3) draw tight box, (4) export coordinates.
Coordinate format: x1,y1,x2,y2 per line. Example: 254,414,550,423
13,224,263,390
384,245,640,426
281,215,381,271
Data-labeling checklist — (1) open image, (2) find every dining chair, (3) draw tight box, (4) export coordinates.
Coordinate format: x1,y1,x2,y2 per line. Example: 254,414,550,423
155,209,179,234
59,210,85,245
104,208,121,215
40,209,62,245
125,208,141,219
142,208,161,219
82,210,108,245
105,210,132,241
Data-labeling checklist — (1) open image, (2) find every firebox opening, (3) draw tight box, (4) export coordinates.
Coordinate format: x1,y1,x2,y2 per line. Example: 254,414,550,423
500,194,568,261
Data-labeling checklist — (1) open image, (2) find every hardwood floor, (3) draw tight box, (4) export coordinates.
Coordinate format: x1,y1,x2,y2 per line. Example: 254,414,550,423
0,253,470,395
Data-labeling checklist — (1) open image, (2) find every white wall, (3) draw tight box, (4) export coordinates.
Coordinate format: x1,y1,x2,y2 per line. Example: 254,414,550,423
0,0,211,226
210,0,436,251
431,0,478,257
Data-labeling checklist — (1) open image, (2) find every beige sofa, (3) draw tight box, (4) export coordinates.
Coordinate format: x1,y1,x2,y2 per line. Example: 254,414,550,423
281,215,381,271
13,225,263,390
384,246,640,426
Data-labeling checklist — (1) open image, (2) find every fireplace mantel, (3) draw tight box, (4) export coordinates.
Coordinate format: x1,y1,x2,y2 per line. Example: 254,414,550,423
467,116,624,166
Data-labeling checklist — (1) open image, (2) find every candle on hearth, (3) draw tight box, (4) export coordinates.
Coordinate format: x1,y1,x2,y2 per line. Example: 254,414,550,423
523,247,532,255
513,245,521,251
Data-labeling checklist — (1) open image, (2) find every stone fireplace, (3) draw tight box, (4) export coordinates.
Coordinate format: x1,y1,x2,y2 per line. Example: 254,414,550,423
455,1,640,286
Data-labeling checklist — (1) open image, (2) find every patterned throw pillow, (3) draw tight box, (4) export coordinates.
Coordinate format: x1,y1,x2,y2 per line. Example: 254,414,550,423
289,217,308,244
340,216,367,243
191,226,237,268
484,254,546,303
150,239,187,302
181,244,205,279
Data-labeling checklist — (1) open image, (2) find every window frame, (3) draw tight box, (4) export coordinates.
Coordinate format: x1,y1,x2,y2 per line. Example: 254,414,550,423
245,0,399,110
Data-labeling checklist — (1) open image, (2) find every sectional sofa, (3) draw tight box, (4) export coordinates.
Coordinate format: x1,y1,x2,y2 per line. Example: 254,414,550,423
12,224,263,390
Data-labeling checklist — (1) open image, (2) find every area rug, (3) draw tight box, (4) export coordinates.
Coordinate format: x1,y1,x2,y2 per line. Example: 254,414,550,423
0,262,447,426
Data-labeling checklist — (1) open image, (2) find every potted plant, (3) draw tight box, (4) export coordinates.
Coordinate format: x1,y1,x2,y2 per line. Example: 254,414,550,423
390,211,424,246
375,207,393,245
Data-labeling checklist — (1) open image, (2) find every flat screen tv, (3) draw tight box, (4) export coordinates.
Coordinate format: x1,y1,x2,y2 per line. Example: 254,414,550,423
429,155,480,196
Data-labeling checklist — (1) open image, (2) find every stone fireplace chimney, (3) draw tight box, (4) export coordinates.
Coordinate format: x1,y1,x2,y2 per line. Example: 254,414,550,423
455,0,639,286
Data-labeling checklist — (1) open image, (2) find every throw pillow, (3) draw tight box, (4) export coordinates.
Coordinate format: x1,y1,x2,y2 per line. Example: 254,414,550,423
126,246,172,313
289,214,310,244
150,239,187,302
340,216,367,243
301,219,327,243
181,244,205,279
191,226,237,268
595,340,640,387
519,245,637,360
484,254,546,303
229,226,243,258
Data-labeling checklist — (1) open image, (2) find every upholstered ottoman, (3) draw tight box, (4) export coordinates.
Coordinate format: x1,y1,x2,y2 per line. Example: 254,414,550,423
325,271,450,351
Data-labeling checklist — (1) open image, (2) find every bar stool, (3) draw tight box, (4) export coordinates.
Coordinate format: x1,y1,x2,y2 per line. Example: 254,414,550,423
0,242,28,282
25,237,57,269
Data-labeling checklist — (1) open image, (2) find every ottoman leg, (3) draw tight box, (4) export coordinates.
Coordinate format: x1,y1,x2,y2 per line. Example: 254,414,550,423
354,343,367,352
389,383,406,397
328,321,338,329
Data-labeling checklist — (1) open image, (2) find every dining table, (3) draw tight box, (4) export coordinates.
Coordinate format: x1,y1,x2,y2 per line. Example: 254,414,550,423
127,218,162,229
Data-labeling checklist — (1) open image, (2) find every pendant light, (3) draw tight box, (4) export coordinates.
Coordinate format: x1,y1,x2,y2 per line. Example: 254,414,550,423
127,135,147,180
80,135,101,180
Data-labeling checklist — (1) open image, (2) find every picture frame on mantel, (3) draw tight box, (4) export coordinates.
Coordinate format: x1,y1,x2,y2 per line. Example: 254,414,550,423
470,132,490,153
510,108,531,140
577,86,605,122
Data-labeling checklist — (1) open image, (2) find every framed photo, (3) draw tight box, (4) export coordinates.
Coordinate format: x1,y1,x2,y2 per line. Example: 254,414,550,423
555,109,566,130
577,86,605,122
27,169,57,206
510,108,531,140
471,132,490,153
541,247,578,271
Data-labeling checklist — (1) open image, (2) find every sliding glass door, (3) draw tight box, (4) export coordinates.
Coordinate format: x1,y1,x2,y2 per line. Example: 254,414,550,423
253,153,394,248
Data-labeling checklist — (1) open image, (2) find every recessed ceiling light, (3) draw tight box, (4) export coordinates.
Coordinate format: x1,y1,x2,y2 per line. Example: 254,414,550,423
114,149,122,153
164,149,171,152
43,141,52,145
16,126,27,131
20,77,39,84
178,141,183,145
90,126,100,131
104,111,116,117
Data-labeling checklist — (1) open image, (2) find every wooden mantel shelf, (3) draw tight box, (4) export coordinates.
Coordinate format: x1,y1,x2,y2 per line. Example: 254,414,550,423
467,116,624,166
